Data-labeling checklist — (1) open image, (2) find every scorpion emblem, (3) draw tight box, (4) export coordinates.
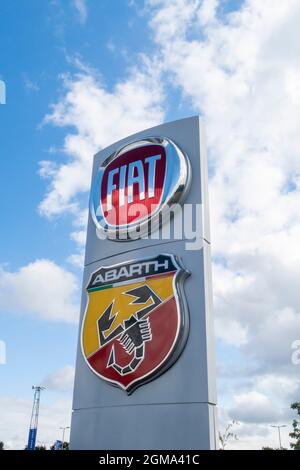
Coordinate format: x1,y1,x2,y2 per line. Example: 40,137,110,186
97,285,162,376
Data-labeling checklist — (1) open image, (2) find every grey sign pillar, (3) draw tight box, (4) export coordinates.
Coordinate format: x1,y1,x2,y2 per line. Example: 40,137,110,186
70,116,217,450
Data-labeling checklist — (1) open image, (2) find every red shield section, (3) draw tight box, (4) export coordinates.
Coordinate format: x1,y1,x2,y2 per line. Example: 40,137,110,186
88,296,178,390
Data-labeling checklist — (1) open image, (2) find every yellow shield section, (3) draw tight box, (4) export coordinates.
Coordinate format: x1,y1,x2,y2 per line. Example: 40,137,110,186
82,274,175,359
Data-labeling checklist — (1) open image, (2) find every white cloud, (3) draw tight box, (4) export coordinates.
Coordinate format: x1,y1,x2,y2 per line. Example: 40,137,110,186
218,403,293,449
0,395,72,450
197,0,218,26
42,365,75,393
226,375,299,449
67,208,87,267
0,260,79,323
73,0,88,24
40,62,164,219
67,252,85,269
70,208,88,250
230,390,283,424
70,229,86,247
256,374,300,399
213,257,300,370
148,0,199,43
228,422,292,450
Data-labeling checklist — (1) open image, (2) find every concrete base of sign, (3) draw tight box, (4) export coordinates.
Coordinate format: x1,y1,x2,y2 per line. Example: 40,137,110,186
70,402,217,450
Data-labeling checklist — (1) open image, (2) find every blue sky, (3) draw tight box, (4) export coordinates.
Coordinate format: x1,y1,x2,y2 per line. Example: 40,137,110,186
0,0,300,450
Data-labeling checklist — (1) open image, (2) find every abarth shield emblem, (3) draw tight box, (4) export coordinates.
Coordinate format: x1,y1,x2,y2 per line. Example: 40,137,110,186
81,254,190,394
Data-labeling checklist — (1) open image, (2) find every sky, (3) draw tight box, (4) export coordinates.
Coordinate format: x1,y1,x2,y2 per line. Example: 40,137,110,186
0,0,300,450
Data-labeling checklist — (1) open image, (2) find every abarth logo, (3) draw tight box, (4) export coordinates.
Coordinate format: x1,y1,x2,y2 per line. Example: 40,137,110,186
90,137,191,240
81,254,190,394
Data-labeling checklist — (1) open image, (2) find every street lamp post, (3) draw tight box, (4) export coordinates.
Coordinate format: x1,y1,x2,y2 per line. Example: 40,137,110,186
270,425,287,449
59,426,70,450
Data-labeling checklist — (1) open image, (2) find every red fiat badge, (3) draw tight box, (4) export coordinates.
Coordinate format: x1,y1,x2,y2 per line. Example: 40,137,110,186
91,137,190,240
